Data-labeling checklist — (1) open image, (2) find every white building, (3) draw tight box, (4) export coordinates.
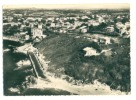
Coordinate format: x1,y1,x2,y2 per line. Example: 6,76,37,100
13,14,23,17
99,37,111,45
31,24,44,39
81,28,88,33
116,22,124,29
32,28,43,38
88,20,100,26
98,16,105,23
38,23,43,29
125,22,130,29
50,23,56,28
79,26,88,33
105,26,114,33
7,16,13,22
83,47,100,56
26,17,36,22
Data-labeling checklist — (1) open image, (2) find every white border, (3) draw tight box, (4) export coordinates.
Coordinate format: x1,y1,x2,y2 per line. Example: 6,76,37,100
0,0,136,100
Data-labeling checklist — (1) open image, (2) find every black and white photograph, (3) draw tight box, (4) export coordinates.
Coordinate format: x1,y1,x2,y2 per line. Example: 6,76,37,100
2,3,130,96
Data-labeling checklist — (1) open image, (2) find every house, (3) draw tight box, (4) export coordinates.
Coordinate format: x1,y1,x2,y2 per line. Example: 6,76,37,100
99,37,111,45
92,39,98,43
38,23,43,29
105,26,114,33
47,17,54,21
59,29,67,33
115,21,130,36
91,15,95,19
55,17,59,21
30,23,35,28
116,22,124,29
31,24,44,39
98,16,105,23
74,21,82,27
25,35,30,40
92,21,100,26
26,17,35,22
32,28,43,38
88,20,100,26
55,23,61,28
81,16,89,20
13,14,23,18
101,48,112,56
20,32,27,35
83,47,100,56
79,26,88,33
7,16,13,22
50,23,56,28
20,24,26,29
117,15,121,19
125,22,130,29
14,31,29,41
37,18,42,22
120,28,130,36
81,28,88,33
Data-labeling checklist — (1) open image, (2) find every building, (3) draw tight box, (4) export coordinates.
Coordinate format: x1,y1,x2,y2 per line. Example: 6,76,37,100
105,26,114,33
78,26,88,33
7,16,13,22
13,14,23,18
32,28,43,38
31,24,43,39
83,47,100,56
116,22,124,29
99,37,111,45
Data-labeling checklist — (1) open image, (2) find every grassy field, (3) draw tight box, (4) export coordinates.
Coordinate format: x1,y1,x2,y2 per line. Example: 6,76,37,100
35,34,130,92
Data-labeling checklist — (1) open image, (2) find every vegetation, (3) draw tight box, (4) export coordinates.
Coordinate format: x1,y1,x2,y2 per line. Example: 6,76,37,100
3,49,36,95
3,24,20,35
35,34,130,92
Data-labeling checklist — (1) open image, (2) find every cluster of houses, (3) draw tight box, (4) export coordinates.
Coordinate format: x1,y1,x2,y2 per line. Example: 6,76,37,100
44,15,107,33
116,22,130,37
43,14,130,37
3,11,130,42
3,15,46,42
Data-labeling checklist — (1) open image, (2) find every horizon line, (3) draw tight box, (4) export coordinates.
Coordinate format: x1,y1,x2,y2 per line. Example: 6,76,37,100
3,4,130,10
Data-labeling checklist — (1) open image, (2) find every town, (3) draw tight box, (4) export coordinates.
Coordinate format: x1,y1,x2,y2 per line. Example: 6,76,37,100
3,9,130,43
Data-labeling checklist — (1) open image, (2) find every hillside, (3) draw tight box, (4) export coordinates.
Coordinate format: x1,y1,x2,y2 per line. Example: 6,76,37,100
35,34,130,92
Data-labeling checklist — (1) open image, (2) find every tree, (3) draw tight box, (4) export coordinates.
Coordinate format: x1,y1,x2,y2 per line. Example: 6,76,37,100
41,19,46,24
9,25,20,35
3,24,19,35
96,22,107,30
3,19,8,23
23,26,32,36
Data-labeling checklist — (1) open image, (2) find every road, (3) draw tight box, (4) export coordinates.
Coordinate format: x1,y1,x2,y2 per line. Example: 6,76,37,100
28,51,45,78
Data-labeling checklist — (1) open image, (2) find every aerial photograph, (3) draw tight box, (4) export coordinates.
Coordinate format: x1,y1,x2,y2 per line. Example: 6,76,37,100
3,4,130,95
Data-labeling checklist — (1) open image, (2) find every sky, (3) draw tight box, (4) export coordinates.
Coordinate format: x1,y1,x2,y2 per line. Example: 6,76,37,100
3,4,130,9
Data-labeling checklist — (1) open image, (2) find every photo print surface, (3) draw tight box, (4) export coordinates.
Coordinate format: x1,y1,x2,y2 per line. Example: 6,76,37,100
3,4,130,95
